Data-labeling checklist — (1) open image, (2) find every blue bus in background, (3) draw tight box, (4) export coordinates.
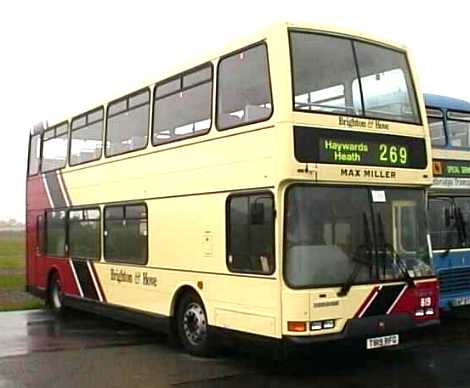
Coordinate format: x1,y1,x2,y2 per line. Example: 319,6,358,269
426,94,470,311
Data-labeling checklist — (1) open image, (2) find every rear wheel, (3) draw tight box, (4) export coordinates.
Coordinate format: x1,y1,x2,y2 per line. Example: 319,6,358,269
176,292,214,356
48,273,65,313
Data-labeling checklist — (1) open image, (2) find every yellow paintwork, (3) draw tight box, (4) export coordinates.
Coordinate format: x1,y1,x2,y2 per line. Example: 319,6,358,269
39,22,432,339
433,148,470,162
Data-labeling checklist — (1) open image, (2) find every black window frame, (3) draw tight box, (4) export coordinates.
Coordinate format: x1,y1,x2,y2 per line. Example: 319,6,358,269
105,88,151,158
69,106,105,167
41,121,69,173
152,62,214,146
103,202,149,265
45,208,68,258
288,29,423,126
216,41,274,131
225,191,276,276
67,207,102,260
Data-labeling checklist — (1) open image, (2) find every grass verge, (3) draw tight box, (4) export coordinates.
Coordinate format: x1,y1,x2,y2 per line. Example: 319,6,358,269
0,230,24,270
0,300,43,312
0,231,41,311
0,275,25,290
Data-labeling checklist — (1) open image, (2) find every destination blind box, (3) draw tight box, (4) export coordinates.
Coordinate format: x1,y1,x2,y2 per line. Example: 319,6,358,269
294,126,427,169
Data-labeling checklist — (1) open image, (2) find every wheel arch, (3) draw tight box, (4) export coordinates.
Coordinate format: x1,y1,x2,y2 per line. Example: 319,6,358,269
169,283,206,318
45,265,62,306
46,265,61,290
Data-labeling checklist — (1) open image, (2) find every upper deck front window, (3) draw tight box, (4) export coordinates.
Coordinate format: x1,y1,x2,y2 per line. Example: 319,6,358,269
447,111,470,148
426,108,446,146
290,31,420,125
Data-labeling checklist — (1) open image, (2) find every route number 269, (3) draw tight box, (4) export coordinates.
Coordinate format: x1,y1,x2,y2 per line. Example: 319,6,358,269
379,144,407,165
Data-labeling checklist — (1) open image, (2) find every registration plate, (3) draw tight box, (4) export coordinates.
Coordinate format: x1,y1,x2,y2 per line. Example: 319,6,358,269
366,334,399,350
452,296,470,307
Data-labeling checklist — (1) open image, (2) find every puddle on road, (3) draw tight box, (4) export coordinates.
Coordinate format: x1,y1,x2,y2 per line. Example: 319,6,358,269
0,309,157,358
1,310,470,388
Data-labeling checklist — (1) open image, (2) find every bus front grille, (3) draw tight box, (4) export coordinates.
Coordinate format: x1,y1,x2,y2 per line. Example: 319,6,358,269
439,267,470,294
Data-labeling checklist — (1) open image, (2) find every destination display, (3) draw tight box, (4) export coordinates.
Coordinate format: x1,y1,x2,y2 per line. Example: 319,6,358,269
433,159,470,178
319,138,409,166
294,126,427,169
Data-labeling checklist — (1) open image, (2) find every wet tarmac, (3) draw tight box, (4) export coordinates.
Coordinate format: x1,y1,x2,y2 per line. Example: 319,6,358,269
1,309,470,388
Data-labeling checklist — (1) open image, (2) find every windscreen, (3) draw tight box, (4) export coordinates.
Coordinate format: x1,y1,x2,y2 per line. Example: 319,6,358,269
284,185,433,288
429,197,470,250
290,31,420,124
447,111,470,148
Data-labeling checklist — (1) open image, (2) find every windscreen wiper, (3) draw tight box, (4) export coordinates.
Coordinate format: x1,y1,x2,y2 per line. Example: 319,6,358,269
457,208,467,245
440,208,458,257
338,213,373,297
376,213,415,289
441,208,460,257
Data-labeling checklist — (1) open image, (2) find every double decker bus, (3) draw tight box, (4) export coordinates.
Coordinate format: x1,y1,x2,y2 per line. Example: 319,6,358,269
26,22,438,356
426,94,470,311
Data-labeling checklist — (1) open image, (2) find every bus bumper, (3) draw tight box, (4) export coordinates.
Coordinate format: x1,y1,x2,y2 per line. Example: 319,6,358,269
439,292,470,311
283,313,439,345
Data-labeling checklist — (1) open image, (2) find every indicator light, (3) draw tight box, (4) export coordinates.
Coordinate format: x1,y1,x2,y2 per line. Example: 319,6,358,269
288,321,306,332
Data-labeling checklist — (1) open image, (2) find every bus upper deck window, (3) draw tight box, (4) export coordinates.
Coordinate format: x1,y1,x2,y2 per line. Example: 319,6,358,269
153,64,212,145
70,107,104,166
106,89,150,157
28,134,41,176
426,108,446,146
217,43,272,130
41,122,69,172
447,111,470,148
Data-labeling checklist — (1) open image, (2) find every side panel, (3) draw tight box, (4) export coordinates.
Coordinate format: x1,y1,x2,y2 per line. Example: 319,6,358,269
26,175,50,289
91,193,282,338
93,264,280,338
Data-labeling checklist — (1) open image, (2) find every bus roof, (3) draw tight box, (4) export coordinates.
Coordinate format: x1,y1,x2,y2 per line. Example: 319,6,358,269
424,93,470,112
36,21,410,131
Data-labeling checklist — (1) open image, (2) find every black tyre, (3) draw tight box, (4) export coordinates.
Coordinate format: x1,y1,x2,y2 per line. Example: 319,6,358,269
47,272,65,313
176,292,214,356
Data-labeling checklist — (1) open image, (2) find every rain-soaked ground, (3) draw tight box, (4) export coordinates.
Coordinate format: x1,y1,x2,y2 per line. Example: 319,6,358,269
1,309,470,388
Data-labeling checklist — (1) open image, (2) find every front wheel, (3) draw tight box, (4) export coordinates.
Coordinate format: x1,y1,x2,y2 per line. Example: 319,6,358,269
176,293,214,356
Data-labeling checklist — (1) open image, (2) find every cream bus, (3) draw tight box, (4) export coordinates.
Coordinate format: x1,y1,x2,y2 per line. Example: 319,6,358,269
26,22,438,356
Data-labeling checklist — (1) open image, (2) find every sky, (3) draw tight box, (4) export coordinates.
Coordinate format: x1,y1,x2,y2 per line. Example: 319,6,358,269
1,0,469,221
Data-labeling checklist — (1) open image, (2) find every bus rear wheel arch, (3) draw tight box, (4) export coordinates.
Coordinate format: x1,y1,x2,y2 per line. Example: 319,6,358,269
174,289,214,357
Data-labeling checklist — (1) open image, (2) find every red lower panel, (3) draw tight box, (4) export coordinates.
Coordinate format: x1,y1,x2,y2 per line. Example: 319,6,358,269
390,280,439,322
37,257,81,297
